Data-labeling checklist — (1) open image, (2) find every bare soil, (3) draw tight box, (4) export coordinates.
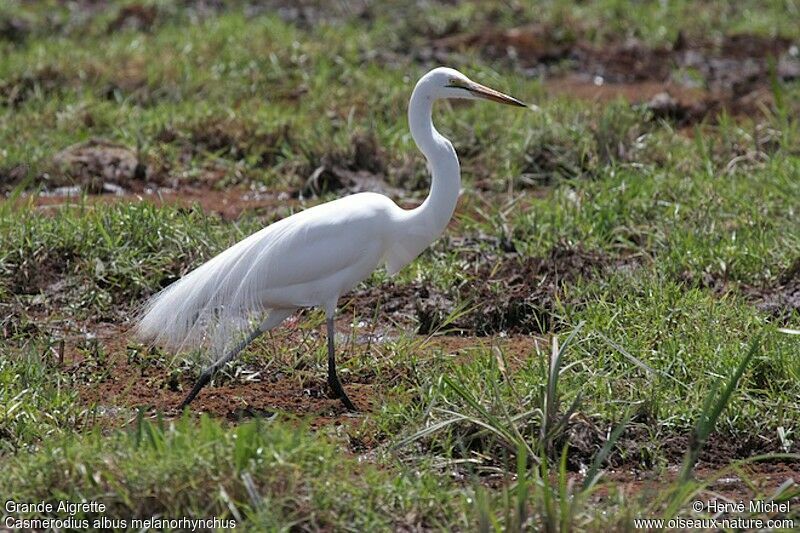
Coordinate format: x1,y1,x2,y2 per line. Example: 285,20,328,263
61,320,540,422
57,318,787,461
61,322,370,422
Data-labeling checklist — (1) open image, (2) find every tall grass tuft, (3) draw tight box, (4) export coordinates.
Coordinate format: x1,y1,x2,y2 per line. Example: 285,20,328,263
400,329,791,530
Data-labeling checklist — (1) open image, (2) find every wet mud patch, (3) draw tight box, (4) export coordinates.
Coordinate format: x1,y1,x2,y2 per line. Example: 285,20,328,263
435,27,800,123
351,241,626,336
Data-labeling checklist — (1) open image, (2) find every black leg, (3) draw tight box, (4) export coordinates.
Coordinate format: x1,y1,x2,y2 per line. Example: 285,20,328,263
179,368,213,409
326,316,356,410
178,326,264,410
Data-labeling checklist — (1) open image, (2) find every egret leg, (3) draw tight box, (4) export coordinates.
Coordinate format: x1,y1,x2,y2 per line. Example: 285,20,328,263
326,316,356,411
178,326,264,410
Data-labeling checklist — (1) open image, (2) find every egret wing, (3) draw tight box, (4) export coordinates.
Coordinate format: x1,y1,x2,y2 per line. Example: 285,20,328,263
136,193,395,353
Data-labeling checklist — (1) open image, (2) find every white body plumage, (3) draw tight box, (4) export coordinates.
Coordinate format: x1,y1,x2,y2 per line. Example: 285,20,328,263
136,67,527,365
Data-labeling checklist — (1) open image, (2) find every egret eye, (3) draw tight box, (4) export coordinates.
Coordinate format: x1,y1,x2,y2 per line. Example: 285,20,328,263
446,78,468,89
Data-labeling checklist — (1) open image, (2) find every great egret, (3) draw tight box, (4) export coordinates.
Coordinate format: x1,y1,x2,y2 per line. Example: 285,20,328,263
136,67,528,410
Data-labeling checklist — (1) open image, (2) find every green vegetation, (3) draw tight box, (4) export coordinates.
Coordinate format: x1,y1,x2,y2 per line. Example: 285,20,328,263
1,0,799,530
1,415,469,530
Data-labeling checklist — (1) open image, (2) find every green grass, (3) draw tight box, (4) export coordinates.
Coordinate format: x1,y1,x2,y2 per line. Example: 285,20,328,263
0,351,83,455
0,201,264,333
0,415,469,530
2,337,795,530
2,0,800,530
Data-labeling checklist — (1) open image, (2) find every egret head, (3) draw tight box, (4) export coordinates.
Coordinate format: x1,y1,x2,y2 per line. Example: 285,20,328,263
419,67,530,108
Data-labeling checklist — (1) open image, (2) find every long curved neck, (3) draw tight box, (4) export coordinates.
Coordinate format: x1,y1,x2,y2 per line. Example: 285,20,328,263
407,87,461,237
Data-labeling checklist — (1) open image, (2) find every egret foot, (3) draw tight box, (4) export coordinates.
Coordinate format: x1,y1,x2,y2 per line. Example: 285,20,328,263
328,365,357,411
179,368,213,409
177,326,265,410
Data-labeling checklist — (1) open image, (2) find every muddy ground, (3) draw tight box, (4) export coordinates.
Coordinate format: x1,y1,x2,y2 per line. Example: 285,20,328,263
53,318,545,442
39,315,795,503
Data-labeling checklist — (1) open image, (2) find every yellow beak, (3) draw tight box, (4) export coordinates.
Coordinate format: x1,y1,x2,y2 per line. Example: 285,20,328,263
465,81,530,108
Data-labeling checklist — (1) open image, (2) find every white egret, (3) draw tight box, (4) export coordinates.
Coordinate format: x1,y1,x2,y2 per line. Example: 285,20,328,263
136,67,528,410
